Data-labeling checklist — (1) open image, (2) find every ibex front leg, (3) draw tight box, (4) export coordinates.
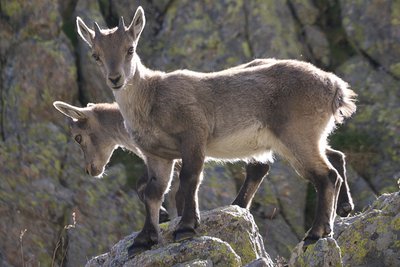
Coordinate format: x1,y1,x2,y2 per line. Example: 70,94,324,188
128,157,174,257
173,134,206,242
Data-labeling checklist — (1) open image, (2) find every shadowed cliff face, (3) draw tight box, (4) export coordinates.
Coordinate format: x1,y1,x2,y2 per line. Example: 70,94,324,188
0,0,399,266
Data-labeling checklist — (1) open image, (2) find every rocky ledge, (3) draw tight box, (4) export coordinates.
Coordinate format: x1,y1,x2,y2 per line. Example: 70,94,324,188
85,205,274,267
290,191,400,267
86,191,400,267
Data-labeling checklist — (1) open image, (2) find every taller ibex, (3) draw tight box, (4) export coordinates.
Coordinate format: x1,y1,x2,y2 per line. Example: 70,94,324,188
76,6,356,256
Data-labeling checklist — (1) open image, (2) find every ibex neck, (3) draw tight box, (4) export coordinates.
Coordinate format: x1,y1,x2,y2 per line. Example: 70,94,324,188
114,117,136,150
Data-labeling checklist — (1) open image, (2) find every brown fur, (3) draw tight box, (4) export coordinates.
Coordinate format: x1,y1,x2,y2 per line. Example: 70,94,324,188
76,6,356,256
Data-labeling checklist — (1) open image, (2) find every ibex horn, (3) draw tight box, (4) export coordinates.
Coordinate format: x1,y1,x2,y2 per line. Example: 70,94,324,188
118,16,126,31
94,22,101,36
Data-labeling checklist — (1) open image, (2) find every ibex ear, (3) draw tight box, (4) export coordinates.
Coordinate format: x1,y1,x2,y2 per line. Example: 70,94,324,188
128,6,146,41
76,17,95,47
53,101,88,121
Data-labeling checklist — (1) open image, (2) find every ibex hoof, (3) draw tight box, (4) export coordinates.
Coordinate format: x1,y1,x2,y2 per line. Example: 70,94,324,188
173,227,197,242
127,242,153,258
302,235,320,251
159,206,170,223
337,202,354,217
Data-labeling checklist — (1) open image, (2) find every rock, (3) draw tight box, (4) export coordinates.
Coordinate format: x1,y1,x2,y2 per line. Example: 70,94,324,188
64,164,146,267
85,205,273,266
0,0,62,40
257,213,301,260
302,25,330,66
0,17,13,60
285,0,331,67
244,257,275,267
150,0,249,71
160,163,238,220
0,3,146,265
198,164,238,211
289,0,319,25
345,166,376,212
336,56,400,194
1,37,79,137
110,0,165,44
0,250,12,267
0,126,146,266
127,237,241,267
289,238,342,267
244,0,304,59
288,191,400,266
173,258,213,267
74,0,114,103
334,192,400,267
1,1,400,266
340,0,400,78
251,160,307,259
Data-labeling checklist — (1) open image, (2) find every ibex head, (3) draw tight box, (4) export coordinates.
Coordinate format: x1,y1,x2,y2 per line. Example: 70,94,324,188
76,6,146,91
53,101,117,177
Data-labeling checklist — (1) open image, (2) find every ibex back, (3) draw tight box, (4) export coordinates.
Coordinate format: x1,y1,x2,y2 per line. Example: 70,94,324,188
76,6,356,257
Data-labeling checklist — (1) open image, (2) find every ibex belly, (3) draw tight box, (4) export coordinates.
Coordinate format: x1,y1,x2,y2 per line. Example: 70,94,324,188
206,124,278,162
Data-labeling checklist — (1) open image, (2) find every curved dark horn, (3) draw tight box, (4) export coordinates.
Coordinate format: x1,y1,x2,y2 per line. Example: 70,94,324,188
94,22,101,36
118,16,126,31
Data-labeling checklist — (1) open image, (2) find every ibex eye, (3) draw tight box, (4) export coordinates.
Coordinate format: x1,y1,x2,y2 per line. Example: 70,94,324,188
92,53,100,61
127,47,134,55
74,134,82,144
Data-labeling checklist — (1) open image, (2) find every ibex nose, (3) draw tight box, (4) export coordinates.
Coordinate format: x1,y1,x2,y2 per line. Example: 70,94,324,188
108,74,122,85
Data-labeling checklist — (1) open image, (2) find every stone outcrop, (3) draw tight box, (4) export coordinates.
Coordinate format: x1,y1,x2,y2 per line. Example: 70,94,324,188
335,192,400,267
85,205,274,267
289,238,342,267
289,191,400,267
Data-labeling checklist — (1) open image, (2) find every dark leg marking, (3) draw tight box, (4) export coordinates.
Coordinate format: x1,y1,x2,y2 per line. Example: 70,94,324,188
232,162,269,209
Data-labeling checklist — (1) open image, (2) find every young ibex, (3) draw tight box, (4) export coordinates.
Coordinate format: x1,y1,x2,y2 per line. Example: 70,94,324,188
76,6,356,256
52,99,270,220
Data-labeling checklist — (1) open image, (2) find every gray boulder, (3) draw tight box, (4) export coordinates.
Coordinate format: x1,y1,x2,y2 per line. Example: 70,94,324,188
335,192,400,267
288,191,400,266
289,238,342,267
85,205,274,267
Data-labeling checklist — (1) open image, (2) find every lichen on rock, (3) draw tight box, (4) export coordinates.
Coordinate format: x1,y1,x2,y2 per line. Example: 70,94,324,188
334,192,400,267
85,205,274,267
289,238,342,267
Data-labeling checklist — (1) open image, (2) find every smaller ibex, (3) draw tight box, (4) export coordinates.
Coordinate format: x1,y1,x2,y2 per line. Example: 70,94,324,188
76,6,356,256
52,98,269,215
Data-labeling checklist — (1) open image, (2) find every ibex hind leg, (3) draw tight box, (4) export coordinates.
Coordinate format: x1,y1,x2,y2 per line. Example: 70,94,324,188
326,148,354,217
232,162,270,209
276,135,342,246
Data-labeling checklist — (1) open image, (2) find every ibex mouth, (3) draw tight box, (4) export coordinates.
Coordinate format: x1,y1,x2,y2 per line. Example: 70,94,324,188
112,85,123,90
